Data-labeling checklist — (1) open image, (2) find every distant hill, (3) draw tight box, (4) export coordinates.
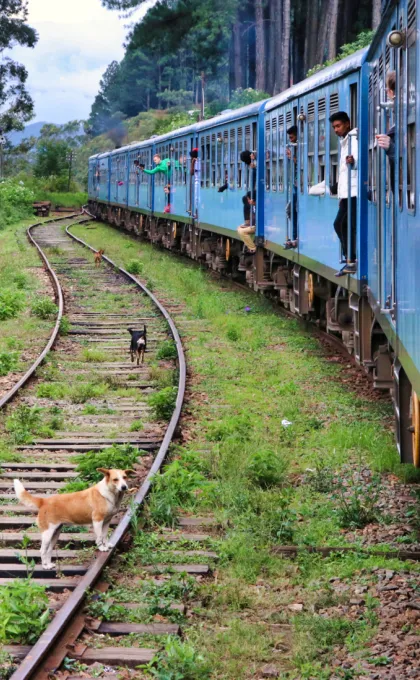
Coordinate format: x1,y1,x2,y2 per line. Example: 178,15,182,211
8,122,48,146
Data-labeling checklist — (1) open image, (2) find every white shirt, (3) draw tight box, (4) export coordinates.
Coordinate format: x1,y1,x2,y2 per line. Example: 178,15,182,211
337,128,358,199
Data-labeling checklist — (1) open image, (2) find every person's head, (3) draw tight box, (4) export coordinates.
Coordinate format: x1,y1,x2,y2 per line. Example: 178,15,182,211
190,148,198,159
287,125,297,143
133,160,140,167
153,154,161,164
240,149,252,165
386,70,396,99
329,111,351,137
246,190,256,205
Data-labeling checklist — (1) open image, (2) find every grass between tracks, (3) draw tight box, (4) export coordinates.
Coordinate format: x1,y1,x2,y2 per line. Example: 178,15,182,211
44,223,420,676
0,217,58,395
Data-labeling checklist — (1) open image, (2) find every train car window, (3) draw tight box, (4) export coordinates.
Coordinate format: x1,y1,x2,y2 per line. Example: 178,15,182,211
200,137,205,188
271,117,278,191
373,66,379,203
216,131,223,186
265,119,271,191
223,130,228,188
299,106,304,193
206,135,211,188
307,101,315,189
229,128,236,188
237,127,243,188
398,35,404,210
245,124,251,152
318,98,326,182
211,133,216,187
278,114,284,192
329,92,339,195
407,6,416,212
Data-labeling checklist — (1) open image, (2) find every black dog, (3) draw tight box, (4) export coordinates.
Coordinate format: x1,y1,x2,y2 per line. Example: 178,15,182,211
128,326,147,365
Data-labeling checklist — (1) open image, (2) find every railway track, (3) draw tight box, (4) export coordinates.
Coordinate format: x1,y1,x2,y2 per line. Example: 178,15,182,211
0,216,193,678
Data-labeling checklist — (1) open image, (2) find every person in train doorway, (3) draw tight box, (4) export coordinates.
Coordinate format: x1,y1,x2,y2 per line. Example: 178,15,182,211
329,111,358,277
285,125,298,249
240,149,257,199
139,154,172,213
376,71,396,192
237,191,257,253
190,148,200,216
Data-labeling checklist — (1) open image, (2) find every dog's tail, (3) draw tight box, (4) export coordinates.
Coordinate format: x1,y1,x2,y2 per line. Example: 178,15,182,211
14,479,43,509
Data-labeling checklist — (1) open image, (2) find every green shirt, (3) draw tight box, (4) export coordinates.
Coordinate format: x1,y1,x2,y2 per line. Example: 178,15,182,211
143,158,172,178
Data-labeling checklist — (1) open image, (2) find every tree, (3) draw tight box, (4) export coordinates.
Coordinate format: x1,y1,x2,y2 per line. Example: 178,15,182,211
88,61,122,136
0,0,38,132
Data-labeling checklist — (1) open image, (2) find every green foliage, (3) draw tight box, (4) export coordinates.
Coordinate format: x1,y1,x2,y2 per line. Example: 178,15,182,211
69,382,108,404
59,316,70,335
81,348,107,362
0,351,18,377
0,288,24,319
0,650,17,680
229,87,269,109
37,383,67,399
157,340,178,361
30,296,58,319
333,472,381,529
5,405,43,445
72,443,140,484
126,259,143,274
59,479,89,494
226,326,240,342
148,460,206,526
246,448,288,489
147,637,210,679
307,30,374,77
129,419,144,431
0,579,49,644
149,386,177,420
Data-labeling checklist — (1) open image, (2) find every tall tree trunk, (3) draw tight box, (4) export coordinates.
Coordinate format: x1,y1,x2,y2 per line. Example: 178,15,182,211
280,0,290,90
372,0,381,29
255,0,265,91
233,18,243,90
266,0,276,93
273,0,282,93
315,0,330,66
327,0,340,60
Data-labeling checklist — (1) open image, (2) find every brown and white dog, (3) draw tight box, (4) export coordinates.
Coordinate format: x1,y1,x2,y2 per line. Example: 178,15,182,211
14,468,134,570
94,249,104,267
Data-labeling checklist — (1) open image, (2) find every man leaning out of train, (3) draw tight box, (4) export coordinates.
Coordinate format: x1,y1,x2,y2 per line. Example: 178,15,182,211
329,111,358,277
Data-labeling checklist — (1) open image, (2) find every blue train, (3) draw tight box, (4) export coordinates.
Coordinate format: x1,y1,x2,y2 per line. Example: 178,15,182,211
88,0,419,467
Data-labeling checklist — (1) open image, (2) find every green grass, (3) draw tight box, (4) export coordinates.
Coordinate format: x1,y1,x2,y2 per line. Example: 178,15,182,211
67,221,420,679
32,190,87,209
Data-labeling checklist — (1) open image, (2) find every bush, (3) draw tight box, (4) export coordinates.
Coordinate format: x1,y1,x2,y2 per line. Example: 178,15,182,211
147,638,210,679
246,449,288,489
156,340,178,360
149,386,177,420
5,405,43,445
0,289,24,320
148,460,206,526
69,382,107,404
0,352,18,377
126,259,143,275
37,383,67,399
59,316,70,335
0,179,35,228
72,443,140,484
0,579,49,644
31,297,58,319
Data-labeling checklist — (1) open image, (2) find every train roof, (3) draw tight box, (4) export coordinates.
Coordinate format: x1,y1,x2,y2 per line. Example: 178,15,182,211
264,48,369,112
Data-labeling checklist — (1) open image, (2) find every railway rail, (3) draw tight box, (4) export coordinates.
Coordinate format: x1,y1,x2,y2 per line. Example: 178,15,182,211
0,215,187,678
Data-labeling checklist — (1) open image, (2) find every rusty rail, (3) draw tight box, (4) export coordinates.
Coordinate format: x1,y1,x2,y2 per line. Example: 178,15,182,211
11,223,186,680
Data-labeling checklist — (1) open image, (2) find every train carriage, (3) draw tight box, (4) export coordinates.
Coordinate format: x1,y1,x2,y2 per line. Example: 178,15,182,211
87,0,420,466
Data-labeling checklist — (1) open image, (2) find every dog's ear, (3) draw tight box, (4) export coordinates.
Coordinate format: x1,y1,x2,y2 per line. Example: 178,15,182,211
97,467,110,477
124,469,136,477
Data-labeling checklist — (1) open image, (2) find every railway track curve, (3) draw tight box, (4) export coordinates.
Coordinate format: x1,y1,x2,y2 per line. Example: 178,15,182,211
0,216,186,679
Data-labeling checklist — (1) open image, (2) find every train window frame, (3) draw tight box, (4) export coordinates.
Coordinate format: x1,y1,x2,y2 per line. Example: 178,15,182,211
406,22,416,214
318,98,326,184
229,128,236,189
200,136,205,188
299,106,305,194
211,133,216,187
237,127,243,189
329,92,339,197
278,113,284,192
271,116,278,191
307,101,316,190
265,118,271,191
216,130,223,186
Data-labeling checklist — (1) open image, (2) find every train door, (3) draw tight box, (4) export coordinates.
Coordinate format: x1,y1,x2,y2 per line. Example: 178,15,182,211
284,106,297,243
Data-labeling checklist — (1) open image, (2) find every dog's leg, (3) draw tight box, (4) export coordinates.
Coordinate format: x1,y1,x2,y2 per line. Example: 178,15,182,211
101,518,112,549
130,350,134,363
41,524,60,569
93,520,109,551
137,351,140,366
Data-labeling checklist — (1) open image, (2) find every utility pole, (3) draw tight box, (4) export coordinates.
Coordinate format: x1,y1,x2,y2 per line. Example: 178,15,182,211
0,129,5,181
66,150,74,192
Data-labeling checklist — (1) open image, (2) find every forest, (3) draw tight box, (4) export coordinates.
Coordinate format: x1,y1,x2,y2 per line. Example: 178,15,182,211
89,0,381,135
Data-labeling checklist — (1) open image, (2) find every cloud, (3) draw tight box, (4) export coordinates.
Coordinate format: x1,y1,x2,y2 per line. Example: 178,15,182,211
6,0,154,124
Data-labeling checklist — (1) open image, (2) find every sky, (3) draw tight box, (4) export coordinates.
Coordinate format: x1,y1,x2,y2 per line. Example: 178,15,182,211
8,0,153,125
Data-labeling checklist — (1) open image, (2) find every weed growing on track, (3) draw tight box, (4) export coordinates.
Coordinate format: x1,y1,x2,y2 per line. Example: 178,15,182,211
60,444,141,492
149,386,177,420
0,579,50,644
71,222,420,678
0,352,18,377
146,638,211,679
30,296,58,319
126,259,143,275
156,339,178,360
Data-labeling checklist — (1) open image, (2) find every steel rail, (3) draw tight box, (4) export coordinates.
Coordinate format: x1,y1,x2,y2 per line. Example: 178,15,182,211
0,214,86,411
11,223,186,680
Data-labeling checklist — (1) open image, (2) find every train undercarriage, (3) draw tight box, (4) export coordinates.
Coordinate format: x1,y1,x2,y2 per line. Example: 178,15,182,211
89,201,419,467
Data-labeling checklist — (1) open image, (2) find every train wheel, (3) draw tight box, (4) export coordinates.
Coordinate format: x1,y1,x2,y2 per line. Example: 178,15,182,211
412,391,420,468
